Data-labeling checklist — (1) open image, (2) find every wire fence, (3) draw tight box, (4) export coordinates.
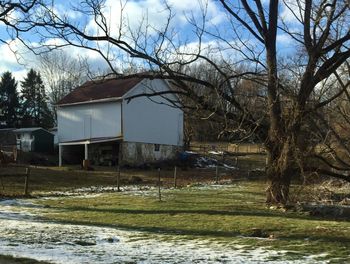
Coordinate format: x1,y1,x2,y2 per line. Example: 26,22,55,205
189,142,266,154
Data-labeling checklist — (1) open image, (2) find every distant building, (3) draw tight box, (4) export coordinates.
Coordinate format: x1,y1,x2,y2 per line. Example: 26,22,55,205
56,76,183,166
14,127,54,153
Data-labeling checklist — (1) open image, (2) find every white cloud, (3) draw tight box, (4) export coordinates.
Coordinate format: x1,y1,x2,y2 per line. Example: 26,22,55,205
280,0,303,23
55,3,82,20
0,39,37,82
0,41,19,65
85,0,223,38
0,37,110,83
11,69,28,83
277,33,293,45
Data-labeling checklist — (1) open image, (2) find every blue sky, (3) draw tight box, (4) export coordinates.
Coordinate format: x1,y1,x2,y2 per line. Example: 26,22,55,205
0,0,297,82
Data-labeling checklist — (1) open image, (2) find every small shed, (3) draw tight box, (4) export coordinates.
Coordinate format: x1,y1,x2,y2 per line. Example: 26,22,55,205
14,127,54,153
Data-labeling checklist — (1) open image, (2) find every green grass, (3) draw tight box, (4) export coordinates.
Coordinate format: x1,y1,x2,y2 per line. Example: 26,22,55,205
0,166,151,196
37,181,350,261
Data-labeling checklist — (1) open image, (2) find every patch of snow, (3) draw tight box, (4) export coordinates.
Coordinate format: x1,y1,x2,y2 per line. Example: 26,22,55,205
208,151,224,155
223,164,237,170
37,185,157,198
0,217,325,264
0,195,331,263
194,156,236,170
195,156,217,168
251,168,265,171
184,151,197,154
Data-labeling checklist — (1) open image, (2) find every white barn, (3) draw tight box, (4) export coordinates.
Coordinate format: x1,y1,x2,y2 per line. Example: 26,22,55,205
56,77,183,166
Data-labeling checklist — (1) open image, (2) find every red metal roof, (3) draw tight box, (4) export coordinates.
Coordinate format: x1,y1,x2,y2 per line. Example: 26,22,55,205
57,77,143,105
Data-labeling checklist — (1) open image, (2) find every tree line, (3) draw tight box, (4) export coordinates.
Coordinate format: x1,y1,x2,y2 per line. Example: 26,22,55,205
0,69,53,129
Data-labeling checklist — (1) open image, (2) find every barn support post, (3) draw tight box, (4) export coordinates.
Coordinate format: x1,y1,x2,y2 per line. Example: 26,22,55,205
84,144,88,160
59,145,63,167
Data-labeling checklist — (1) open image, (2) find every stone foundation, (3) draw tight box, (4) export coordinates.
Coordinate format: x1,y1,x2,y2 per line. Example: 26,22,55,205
119,141,181,166
60,141,182,167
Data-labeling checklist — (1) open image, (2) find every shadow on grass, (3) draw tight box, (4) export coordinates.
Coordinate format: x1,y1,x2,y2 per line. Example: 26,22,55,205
39,215,350,244
49,205,339,222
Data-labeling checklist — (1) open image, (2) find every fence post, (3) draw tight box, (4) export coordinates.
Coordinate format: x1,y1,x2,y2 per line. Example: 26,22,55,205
24,167,30,196
215,164,219,184
0,175,3,190
174,166,177,188
248,162,251,178
158,168,161,201
116,165,121,192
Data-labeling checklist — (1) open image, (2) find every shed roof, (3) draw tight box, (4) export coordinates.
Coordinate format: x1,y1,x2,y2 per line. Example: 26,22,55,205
57,77,143,106
0,128,16,132
14,127,52,134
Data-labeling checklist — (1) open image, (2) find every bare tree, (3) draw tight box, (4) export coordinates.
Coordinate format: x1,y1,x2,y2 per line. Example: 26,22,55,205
37,50,88,117
4,0,350,205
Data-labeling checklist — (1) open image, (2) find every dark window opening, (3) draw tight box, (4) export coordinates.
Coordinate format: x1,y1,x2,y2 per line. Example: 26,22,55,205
154,144,160,151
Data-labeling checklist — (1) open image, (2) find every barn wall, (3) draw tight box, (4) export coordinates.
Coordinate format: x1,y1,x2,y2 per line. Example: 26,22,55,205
57,101,122,142
119,141,180,166
122,79,183,146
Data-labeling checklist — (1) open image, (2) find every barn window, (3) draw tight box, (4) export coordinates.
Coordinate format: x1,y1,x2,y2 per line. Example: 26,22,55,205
154,144,160,152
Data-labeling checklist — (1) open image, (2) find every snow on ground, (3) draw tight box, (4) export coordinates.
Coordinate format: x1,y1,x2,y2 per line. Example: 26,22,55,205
36,185,157,198
37,184,240,198
208,151,224,155
0,197,327,264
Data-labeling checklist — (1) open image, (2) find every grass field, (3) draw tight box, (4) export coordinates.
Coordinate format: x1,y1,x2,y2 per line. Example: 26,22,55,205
1,156,349,263
34,181,350,262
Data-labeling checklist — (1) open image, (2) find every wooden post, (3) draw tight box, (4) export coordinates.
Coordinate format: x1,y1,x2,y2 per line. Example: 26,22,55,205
174,166,177,188
158,168,161,201
24,167,30,196
215,164,219,184
116,165,121,192
0,175,4,190
13,146,17,163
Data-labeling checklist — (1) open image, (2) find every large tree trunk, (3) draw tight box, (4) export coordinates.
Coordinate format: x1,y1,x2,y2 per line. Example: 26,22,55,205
265,158,294,206
265,120,302,206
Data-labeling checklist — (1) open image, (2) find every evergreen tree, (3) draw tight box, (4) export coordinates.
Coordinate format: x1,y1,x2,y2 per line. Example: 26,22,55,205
21,69,54,129
0,71,20,127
